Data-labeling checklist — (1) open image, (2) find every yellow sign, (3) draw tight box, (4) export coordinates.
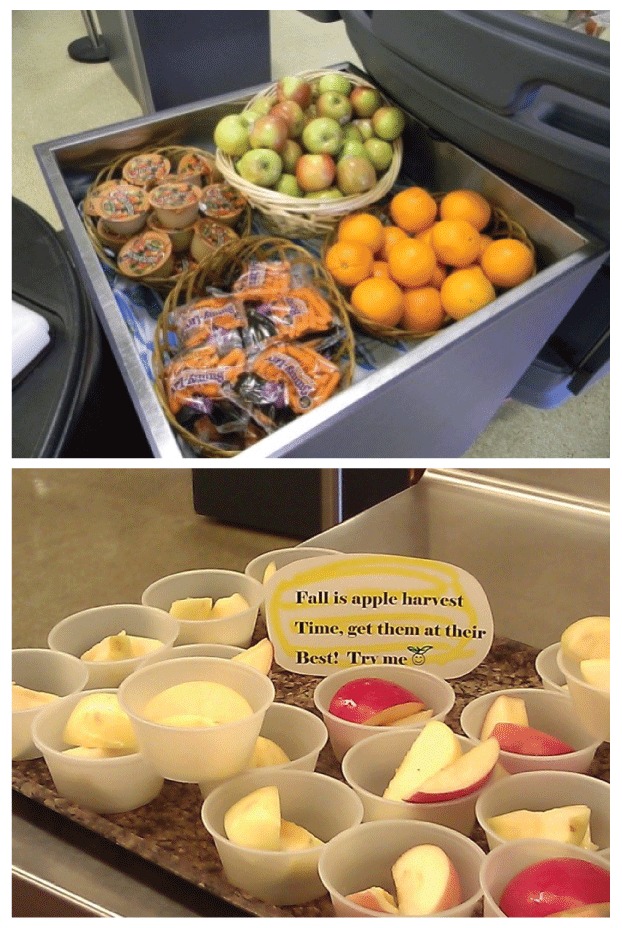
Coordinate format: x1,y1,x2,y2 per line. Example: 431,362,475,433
264,553,493,678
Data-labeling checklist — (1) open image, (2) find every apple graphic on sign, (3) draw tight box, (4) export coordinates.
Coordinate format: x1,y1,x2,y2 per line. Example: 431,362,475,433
302,117,344,156
237,149,283,188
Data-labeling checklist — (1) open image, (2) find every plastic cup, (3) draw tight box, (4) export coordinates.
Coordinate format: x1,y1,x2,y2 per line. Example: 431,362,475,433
460,688,600,774
557,647,610,743
201,767,364,906
535,642,568,695
198,701,328,797
47,603,180,689
318,818,486,918
313,665,456,762
12,648,90,761
342,728,488,835
117,657,274,783
475,769,610,853
479,837,610,917
141,569,263,646
138,642,244,668
31,688,164,814
244,546,342,584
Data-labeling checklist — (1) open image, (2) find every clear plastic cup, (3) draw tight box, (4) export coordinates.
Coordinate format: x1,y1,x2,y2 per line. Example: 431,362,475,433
318,818,486,917
479,837,610,917
475,769,610,853
31,688,164,813
244,546,342,583
313,665,456,762
117,656,274,783
557,648,610,743
342,728,490,836
460,688,600,774
198,701,328,797
138,642,243,667
201,767,364,906
47,603,180,688
141,569,263,646
535,642,568,695
12,648,90,761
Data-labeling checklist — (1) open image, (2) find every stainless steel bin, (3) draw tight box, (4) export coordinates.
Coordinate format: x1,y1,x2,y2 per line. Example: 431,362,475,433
34,68,607,458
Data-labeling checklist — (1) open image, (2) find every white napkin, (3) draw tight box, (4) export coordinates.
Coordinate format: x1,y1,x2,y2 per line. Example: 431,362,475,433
12,300,51,381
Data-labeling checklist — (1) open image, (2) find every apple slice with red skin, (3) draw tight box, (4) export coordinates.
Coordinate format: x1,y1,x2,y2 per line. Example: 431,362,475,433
383,720,463,801
499,857,609,918
328,677,425,725
345,886,398,914
392,844,463,915
387,708,434,727
407,736,500,803
480,694,529,740
491,721,575,756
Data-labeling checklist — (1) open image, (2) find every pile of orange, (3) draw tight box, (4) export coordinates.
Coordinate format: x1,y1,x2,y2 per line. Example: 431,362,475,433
323,187,535,335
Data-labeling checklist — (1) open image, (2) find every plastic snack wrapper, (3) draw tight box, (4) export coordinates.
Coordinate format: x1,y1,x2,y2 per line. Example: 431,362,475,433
169,293,248,352
232,260,292,302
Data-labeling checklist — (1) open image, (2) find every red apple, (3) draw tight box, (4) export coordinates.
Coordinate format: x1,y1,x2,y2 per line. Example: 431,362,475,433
392,844,463,915
383,720,463,802
491,722,575,756
277,75,313,110
336,156,377,196
350,85,383,118
295,153,336,193
407,736,500,803
249,114,289,153
499,858,609,918
270,100,305,139
345,886,398,914
328,677,423,725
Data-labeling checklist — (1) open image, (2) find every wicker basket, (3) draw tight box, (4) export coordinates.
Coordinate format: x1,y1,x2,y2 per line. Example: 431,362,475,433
322,193,536,342
82,145,252,292
152,235,356,457
215,69,403,240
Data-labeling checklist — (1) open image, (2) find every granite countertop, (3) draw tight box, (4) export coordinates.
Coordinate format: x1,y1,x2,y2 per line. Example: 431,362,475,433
12,633,609,918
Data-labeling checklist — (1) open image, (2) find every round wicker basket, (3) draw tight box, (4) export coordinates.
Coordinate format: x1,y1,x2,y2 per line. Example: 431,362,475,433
153,235,357,457
322,193,536,342
82,145,252,292
215,69,403,240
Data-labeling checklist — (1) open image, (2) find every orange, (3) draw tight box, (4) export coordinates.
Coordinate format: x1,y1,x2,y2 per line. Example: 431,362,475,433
401,287,445,334
415,224,437,247
439,189,492,232
337,212,385,255
387,237,437,288
379,224,408,261
430,263,448,289
389,186,438,234
324,240,374,287
440,267,496,320
431,219,481,268
371,260,391,278
480,238,535,288
350,277,404,327
477,234,494,262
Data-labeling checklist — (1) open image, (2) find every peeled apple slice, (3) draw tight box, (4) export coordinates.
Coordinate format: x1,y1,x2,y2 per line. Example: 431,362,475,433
169,597,213,621
81,630,163,662
63,692,138,752
12,682,59,711
143,681,253,725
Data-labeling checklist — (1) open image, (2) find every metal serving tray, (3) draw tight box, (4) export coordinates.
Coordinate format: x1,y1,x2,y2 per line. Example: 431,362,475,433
35,66,607,458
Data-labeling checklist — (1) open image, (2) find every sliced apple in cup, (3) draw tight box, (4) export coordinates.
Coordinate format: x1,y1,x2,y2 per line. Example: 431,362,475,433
560,616,610,663
383,720,463,801
490,721,574,756
345,887,399,914
579,657,609,691
209,593,250,620
169,596,214,620
487,805,595,849
406,736,500,803
224,785,282,851
231,638,273,675
480,693,529,740
249,736,290,768
279,819,324,851
329,677,426,726
392,844,463,915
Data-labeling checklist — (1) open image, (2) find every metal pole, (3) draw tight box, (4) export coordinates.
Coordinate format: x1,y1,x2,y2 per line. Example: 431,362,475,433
67,11,109,63
320,470,343,530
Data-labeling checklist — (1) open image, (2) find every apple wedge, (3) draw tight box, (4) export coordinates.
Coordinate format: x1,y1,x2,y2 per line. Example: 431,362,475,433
388,708,434,727
62,745,134,758
209,593,250,620
392,844,463,915
487,805,593,848
169,596,214,620
12,683,59,711
579,658,609,691
249,736,290,768
490,722,574,756
329,677,424,725
143,681,253,726
63,692,138,752
383,720,463,802
345,887,399,914
279,819,323,850
480,694,529,740
407,736,500,803
224,785,282,851
262,561,278,584
560,616,610,663
81,631,163,662
231,638,273,675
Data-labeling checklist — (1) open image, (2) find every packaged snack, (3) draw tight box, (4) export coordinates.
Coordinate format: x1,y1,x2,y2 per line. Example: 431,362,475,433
200,182,248,227
177,151,214,187
190,218,239,262
170,295,247,353
117,230,174,279
96,184,149,235
122,152,171,188
164,345,247,415
148,182,201,230
232,260,292,302
236,342,341,429
246,286,335,347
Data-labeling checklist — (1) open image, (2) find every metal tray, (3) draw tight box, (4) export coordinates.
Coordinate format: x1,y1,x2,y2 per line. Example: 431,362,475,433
34,66,607,457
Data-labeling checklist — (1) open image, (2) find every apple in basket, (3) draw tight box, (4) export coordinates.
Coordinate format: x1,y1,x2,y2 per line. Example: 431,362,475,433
350,85,383,119
280,139,303,174
295,153,336,193
213,114,250,158
249,114,289,153
302,117,344,156
336,156,377,196
372,105,406,141
237,149,283,188
276,75,313,110
270,100,305,139
316,91,353,125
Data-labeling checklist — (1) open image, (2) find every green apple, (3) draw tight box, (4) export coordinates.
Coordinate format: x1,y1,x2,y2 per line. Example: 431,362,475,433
372,105,406,141
339,139,369,162
316,91,353,125
352,118,374,141
304,188,344,200
342,123,364,144
249,114,288,152
318,72,352,96
280,138,303,174
214,114,250,157
364,137,394,172
336,155,377,195
302,117,344,156
247,96,275,117
276,174,303,197
350,85,383,118
270,100,305,139
237,148,283,187
276,75,312,109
